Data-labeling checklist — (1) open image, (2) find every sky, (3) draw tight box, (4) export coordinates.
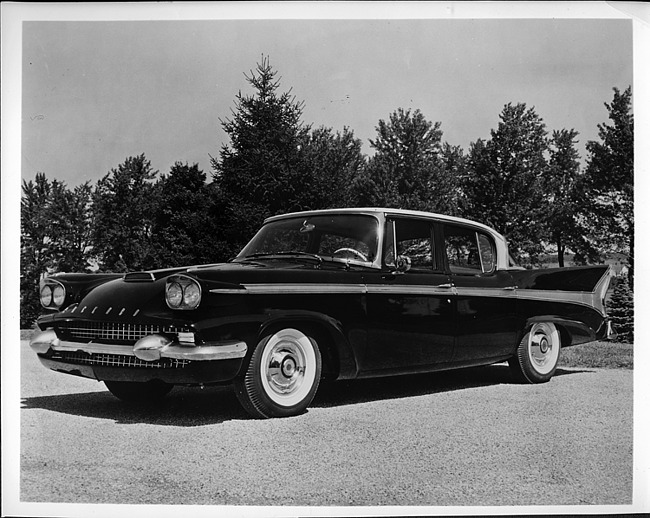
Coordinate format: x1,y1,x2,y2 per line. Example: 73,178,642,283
19,7,635,187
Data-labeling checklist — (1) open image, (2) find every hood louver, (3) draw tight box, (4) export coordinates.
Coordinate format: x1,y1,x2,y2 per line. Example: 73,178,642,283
123,272,156,283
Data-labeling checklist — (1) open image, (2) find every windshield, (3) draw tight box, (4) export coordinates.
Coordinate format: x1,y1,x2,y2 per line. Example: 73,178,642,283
236,214,380,266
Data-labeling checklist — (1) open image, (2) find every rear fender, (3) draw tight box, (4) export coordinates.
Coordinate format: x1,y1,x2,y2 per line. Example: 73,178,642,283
521,315,597,348
510,265,613,316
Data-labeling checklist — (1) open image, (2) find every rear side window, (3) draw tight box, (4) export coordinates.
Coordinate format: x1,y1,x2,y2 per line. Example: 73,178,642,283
444,224,495,275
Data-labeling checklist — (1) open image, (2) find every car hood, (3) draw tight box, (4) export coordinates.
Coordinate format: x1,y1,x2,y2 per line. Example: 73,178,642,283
39,259,370,327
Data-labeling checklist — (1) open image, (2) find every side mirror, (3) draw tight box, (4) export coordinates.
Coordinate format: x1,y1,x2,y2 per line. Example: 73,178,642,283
394,255,411,273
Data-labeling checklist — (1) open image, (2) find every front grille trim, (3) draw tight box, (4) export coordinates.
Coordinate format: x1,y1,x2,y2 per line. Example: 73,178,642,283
55,321,185,345
53,351,190,369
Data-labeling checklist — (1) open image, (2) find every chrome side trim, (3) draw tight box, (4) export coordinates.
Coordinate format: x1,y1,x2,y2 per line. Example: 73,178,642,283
211,283,368,295
515,289,598,310
366,285,458,296
29,330,247,362
454,287,518,298
210,283,600,310
212,283,456,296
456,286,602,313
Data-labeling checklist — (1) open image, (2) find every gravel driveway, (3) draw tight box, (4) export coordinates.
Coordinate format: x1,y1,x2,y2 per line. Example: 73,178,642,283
17,340,633,509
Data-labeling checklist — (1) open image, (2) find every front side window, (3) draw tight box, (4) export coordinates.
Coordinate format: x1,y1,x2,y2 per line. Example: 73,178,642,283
444,224,495,275
384,218,435,271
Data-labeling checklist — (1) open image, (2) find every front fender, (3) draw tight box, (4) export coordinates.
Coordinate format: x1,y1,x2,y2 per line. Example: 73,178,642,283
259,310,361,380
193,309,361,380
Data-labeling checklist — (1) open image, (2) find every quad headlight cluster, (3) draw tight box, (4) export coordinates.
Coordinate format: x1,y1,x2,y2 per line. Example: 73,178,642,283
40,279,66,309
165,274,202,310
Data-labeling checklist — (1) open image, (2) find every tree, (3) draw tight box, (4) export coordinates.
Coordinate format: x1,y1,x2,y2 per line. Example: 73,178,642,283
463,103,549,264
607,276,633,343
212,57,368,250
91,154,159,272
351,108,456,212
438,142,468,216
20,174,94,327
151,162,228,266
542,129,601,267
213,58,310,206
21,173,53,327
584,86,634,281
212,57,314,248
301,126,366,209
48,181,94,272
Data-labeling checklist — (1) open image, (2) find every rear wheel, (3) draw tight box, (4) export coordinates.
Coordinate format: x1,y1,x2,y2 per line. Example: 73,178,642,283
234,328,322,418
104,380,173,403
509,322,561,383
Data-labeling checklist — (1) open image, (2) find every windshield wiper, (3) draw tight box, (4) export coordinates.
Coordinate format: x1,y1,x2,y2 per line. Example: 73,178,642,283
272,251,323,264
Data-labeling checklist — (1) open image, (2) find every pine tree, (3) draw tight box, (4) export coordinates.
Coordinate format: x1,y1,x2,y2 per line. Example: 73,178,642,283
212,57,365,250
607,276,634,344
211,57,311,248
213,57,310,212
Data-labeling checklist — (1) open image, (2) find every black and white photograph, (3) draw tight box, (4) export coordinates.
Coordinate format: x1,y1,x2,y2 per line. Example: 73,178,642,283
2,2,648,517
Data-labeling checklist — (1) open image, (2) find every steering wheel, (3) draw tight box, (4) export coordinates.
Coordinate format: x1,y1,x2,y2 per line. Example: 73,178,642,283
333,247,368,262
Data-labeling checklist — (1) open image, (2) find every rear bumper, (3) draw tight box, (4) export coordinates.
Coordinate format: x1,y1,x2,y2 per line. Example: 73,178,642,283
30,329,247,384
595,318,618,342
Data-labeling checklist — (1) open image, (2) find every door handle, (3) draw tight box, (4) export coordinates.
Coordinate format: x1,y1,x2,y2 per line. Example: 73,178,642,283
435,283,454,289
504,286,518,291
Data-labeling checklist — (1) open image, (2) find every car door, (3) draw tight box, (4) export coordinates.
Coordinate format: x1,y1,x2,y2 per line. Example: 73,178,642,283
360,216,455,375
441,222,519,363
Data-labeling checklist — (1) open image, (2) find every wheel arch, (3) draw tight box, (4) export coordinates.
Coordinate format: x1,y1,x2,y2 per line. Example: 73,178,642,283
258,311,359,380
522,315,596,349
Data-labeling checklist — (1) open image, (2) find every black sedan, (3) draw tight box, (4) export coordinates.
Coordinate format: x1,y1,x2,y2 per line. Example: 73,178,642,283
30,208,615,418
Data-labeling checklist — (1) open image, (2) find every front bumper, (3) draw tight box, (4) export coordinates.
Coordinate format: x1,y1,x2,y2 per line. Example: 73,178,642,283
30,329,248,384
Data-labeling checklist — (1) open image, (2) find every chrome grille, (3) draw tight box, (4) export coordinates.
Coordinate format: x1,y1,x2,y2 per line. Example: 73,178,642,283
54,351,190,369
56,321,178,344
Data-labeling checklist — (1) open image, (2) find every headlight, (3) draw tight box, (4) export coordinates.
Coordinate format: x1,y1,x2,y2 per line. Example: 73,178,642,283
52,285,66,307
39,280,67,309
165,275,202,310
183,283,201,307
166,282,183,308
40,285,52,307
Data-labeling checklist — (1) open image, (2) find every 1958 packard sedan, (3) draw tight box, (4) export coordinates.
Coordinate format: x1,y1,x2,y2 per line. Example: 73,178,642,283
30,208,615,418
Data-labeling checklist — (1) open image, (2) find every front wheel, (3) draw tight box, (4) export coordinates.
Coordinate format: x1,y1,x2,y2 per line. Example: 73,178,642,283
509,322,561,383
104,380,173,403
234,328,322,418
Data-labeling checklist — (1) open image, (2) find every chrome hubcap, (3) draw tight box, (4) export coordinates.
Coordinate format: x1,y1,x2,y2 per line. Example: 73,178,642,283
267,346,305,395
528,323,560,374
259,328,318,407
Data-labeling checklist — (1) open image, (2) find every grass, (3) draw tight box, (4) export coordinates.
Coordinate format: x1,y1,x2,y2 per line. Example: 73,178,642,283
20,328,633,370
559,341,633,370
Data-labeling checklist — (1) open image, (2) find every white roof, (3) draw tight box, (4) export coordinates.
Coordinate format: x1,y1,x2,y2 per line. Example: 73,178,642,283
266,207,506,242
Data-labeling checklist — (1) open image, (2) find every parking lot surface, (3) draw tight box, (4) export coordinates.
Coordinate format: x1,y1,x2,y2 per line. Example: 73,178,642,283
18,340,632,508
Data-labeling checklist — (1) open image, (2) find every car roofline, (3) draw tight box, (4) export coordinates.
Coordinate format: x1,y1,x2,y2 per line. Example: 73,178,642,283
264,208,506,241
